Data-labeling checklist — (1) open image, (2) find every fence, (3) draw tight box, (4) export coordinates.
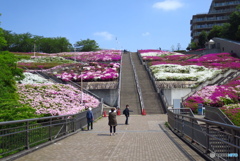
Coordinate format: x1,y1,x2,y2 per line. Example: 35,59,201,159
205,106,234,125
129,53,145,113
168,108,240,161
0,104,103,160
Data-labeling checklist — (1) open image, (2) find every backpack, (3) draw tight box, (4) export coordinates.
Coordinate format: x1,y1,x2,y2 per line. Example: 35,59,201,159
123,109,126,115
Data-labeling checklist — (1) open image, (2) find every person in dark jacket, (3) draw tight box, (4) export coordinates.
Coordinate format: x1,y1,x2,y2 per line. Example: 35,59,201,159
108,108,117,136
86,107,94,130
123,105,130,125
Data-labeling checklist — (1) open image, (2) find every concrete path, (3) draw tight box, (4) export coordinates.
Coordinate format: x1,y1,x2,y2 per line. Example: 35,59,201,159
14,115,204,161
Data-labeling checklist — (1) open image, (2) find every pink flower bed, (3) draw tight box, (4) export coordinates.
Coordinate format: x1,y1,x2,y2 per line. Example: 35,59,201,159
183,77,240,112
58,50,122,62
17,83,100,116
150,53,240,70
52,62,120,82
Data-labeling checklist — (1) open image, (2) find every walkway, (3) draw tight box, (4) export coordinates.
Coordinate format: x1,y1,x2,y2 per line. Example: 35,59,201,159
14,115,205,161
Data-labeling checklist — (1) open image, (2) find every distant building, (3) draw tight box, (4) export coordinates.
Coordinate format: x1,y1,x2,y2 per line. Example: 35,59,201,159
190,0,240,43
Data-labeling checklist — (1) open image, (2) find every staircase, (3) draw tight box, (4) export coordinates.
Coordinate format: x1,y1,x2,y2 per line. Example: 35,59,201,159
131,52,164,114
120,53,141,114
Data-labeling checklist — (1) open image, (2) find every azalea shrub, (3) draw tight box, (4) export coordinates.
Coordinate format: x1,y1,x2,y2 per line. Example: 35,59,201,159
61,50,121,62
138,49,186,61
18,72,54,84
220,104,240,126
17,56,76,70
17,83,100,116
51,62,120,82
183,77,240,112
150,64,222,83
142,54,196,61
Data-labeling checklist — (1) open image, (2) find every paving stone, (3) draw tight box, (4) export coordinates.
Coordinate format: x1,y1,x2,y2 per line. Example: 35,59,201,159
14,115,204,161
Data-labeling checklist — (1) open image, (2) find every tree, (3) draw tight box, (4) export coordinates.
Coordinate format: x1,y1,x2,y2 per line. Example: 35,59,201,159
198,31,208,48
74,39,100,51
228,5,240,40
207,25,223,40
186,42,198,50
0,14,7,51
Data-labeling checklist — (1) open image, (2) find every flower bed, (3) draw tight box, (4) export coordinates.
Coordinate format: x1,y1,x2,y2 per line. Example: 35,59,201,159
17,83,99,116
150,64,222,83
18,72,54,84
17,56,77,70
50,62,120,82
183,77,240,113
58,50,122,62
220,104,240,126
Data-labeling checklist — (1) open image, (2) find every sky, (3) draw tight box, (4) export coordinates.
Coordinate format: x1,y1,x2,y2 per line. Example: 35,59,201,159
0,0,212,52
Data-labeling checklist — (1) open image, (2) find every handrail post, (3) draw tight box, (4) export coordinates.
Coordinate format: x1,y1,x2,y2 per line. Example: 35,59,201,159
205,123,209,154
231,129,237,160
65,116,68,135
49,118,52,141
191,118,194,143
26,121,30,150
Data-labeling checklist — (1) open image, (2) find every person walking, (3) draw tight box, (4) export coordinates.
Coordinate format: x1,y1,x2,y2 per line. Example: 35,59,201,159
108,108,117,136
123,105,131,125
86,107,94,130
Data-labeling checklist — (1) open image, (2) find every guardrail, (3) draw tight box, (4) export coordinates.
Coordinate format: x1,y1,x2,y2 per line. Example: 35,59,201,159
129,53,145,113
0,104,103,160
205,106,234,125
168,108,240,161
137,52,168,113
219,70,240,85
117,51,123,108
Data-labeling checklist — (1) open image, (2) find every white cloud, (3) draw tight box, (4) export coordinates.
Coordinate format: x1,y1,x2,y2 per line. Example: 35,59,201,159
153,0,184,11
93,31,114,40
142,32,150,36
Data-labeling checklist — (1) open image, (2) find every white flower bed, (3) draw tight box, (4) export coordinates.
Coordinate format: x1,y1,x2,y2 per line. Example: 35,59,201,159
18,72,54,84
141,51,183,57
150,64,222,82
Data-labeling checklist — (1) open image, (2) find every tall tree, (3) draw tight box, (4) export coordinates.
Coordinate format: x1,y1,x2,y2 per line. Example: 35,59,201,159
0,14,7,51
74,39,100,51
198,31,208,48
228,5,240,40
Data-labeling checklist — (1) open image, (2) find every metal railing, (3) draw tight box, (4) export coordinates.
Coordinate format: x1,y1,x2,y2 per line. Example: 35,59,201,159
117,51,123,108
168,108,240,161
0,104,103,160
205,106,234,125
137,52,168,113
129,53,145,112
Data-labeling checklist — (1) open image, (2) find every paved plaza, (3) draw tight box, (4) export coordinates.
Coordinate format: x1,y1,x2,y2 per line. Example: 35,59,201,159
14,115,205,161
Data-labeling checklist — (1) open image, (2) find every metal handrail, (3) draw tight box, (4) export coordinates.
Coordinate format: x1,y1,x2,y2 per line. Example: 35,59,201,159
205,106,234,125
0,104,103,160
168,108,240,160
117,51,123,108
129,53,145,112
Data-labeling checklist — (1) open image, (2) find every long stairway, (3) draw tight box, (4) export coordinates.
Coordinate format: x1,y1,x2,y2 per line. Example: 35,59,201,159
120,53,141,114
131,52,165,114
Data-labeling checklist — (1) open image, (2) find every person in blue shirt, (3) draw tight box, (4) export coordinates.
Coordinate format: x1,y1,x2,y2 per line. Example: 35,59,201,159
86,107,94,130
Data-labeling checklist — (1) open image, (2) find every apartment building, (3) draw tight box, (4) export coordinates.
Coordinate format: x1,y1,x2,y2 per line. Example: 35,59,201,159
190,0,240,43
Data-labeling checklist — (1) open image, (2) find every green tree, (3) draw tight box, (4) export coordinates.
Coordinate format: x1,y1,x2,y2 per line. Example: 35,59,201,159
74,39,100,51
0,14,7,51
228,5,240,40
0,51,24,100
186,42,198,50
207,25,223,40
198,31,208,48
